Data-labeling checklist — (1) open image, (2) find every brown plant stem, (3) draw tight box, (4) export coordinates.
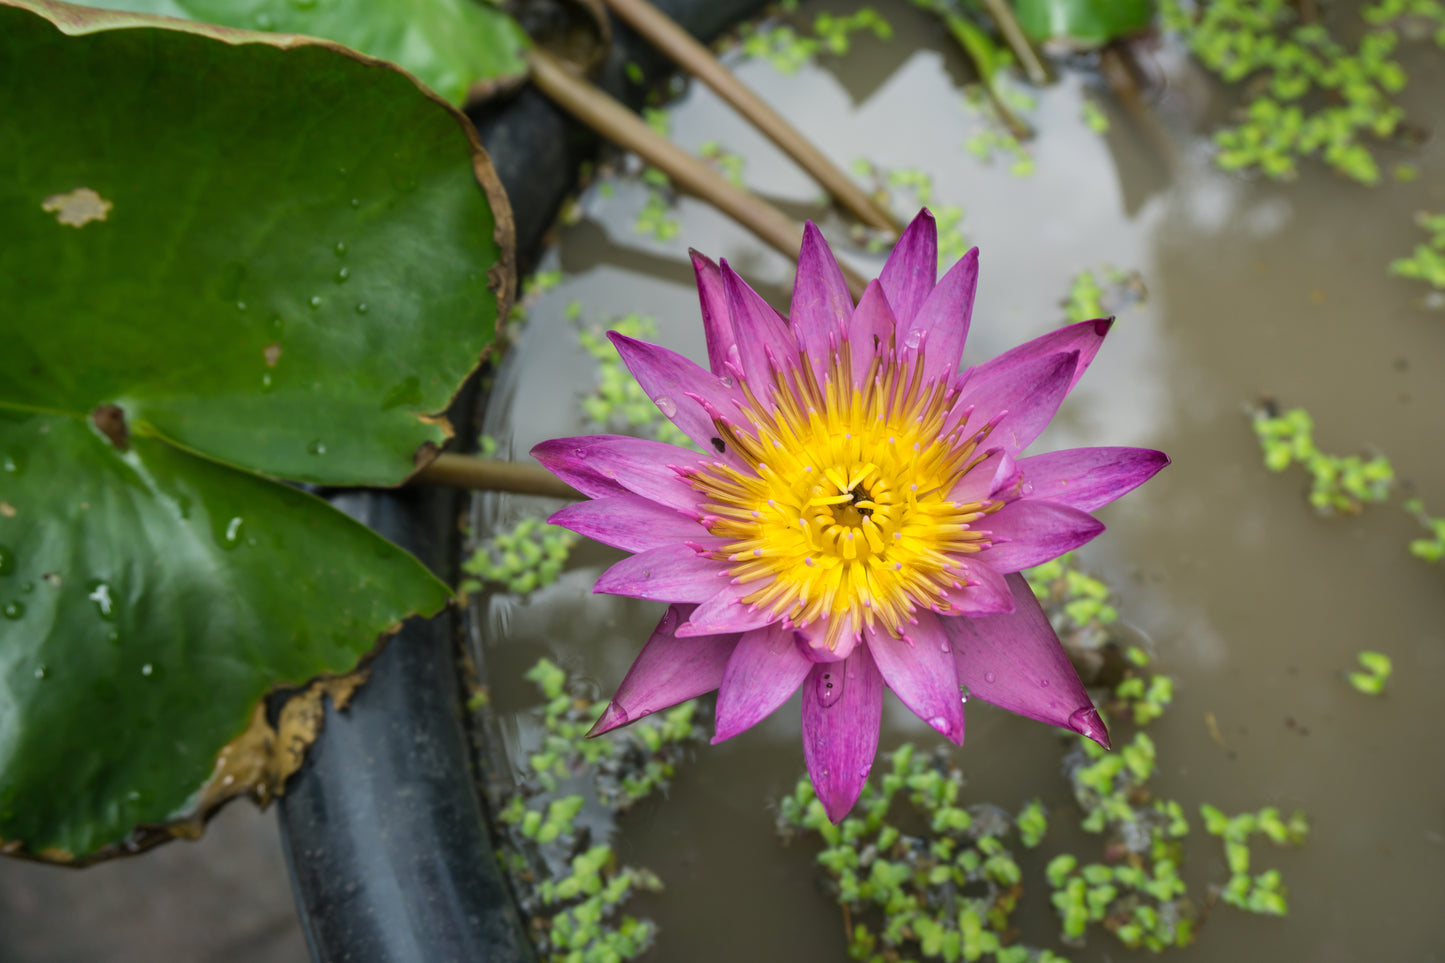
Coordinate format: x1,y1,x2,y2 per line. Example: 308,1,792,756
602,0,901,235
975,0,1053,87
415,453,580,500
525,46,870,301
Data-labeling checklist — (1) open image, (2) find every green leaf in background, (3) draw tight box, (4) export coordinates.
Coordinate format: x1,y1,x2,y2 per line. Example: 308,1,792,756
1014,0,1154,48
0,0,510,861
80,0,531,104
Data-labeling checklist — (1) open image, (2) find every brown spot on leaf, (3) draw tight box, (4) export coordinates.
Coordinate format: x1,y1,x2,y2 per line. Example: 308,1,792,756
263,342,282,367
42,187,113,227
177,668,371,833
91,404,129,451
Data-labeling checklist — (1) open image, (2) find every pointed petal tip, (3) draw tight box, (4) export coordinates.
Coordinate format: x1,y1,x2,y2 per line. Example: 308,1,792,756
817,775,869,824
1068,705,1110,750
587,701,630,737
1094,316,1115,336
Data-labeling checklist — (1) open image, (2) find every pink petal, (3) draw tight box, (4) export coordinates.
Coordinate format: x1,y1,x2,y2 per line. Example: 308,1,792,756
791,221,854,373
981,499,1104,573
677,583,780,637
878,209,938,329
957,351,1077,456
846,280,898,382
594,544,728,602
589,604,740,736
938,556,1015,616
965,317,1112,396
548,494,706,552
899,247,978,384
532,435,702,513
721,258,796,403
801,645,884,823
608,332,745,459
690,249,735,376
712,624,813,743
948,447,1010,505
1017,447,1171,513
944,574,1106,747
529,438,628,500
866,613,964,745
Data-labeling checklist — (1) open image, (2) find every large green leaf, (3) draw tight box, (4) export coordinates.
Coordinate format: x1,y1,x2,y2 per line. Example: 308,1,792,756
0,411,453,860
0,1,509,860
1014,0,1153,48
81,0,532,104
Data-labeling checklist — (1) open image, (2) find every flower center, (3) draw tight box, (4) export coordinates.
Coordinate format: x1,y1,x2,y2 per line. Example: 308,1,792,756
691,344,1001,652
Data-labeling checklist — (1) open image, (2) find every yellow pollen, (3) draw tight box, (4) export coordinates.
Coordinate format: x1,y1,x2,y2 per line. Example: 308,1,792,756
693,347,1000,651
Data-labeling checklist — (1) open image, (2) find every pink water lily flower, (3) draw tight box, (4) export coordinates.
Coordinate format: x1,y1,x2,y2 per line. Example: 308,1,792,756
533,211,1167,822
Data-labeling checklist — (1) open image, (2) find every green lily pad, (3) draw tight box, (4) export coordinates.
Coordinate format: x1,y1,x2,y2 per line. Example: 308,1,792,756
0,1,509,861
0,411,453,860
1014,0,1154,48
80,0,531,104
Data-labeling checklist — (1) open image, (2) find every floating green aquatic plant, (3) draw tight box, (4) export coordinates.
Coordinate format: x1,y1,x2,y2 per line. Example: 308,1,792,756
1080,97,1110,134
491,659,706,963
1404,498,1445,561
1199,803,1309,915
459,516,576,596
849,162,969,268
777,742,1060,963
700,139,747,186
1252,405,1395,514
1162,0,1438,184
1389,210,1445,293
1347,650,1394,695
737,6,892,73
577,313,691,447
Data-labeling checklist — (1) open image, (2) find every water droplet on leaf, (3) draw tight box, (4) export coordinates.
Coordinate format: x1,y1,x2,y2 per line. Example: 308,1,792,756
0,544,13,575
86,580,116,621
2,601,24,619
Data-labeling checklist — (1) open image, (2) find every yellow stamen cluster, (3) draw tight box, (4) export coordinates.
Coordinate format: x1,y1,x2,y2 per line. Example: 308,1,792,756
692,345,1000,652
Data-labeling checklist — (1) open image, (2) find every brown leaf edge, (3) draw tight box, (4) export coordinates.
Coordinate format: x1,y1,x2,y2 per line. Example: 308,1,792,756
0,620,418,867
8,0,519,488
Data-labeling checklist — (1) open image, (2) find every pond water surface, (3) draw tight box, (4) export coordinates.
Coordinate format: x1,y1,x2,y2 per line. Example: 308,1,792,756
471,2,1445,961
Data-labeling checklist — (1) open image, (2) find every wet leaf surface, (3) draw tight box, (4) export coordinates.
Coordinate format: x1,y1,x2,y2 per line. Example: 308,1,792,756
0,1,504,860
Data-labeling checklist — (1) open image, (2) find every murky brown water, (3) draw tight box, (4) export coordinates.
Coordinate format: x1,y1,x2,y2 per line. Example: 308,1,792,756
475,2,1445,961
